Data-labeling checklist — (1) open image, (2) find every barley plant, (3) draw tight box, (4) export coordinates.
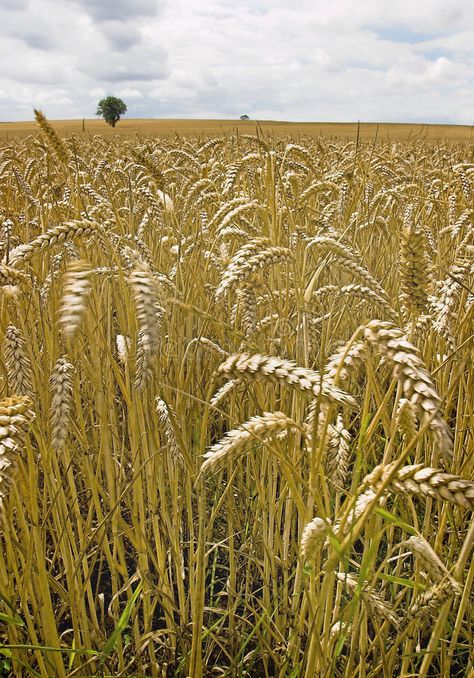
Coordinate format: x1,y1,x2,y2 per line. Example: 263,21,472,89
0,114,473,677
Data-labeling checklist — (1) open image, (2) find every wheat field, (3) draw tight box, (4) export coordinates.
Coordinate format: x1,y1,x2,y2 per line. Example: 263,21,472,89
0,113,473,677
0,118,473,143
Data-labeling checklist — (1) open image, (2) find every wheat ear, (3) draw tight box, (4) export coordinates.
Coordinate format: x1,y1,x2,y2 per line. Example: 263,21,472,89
155,397,184,466
129,269,164,358
34,109,69,163
8,220,98,266
364,320,452,457
0,264,28,287
3,325,33,397
399,223,431,316
300,517,332,561
403,580,458,627
396,398,417,440
217,353,356,407
326,414,351,487
215,246,293,299
0,396,35,515
402,535,461,591
199,411,297,477
60,260,92,341
336,572,400,629
50,358,74,452
363,463,474,509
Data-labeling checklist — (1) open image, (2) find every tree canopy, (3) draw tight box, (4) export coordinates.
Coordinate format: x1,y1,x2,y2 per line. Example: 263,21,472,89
96,96,127,127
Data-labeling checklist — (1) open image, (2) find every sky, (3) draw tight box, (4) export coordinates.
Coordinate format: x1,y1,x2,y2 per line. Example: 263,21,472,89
0,0,473,124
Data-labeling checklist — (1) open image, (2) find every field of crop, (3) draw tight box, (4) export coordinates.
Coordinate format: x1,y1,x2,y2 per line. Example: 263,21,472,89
0,112,473,677
0,118,473,143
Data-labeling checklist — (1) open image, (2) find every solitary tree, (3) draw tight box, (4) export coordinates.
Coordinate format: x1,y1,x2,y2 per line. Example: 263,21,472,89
96,96,127,127
240,114,250,120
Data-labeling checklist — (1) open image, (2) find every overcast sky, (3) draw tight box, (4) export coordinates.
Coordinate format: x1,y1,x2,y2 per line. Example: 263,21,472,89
0,0,473,124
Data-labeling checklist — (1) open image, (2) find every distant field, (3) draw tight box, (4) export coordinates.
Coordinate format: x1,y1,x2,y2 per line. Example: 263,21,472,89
0,117,473,141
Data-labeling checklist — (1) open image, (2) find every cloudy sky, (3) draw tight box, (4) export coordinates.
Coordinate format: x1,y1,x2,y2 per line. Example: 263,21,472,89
0,0,473,124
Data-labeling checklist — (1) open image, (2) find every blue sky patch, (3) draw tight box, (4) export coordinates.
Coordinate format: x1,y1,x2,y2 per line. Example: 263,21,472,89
370,25,448,44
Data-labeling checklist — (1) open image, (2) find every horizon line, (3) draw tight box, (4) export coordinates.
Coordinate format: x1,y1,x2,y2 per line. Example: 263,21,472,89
1,117,473,128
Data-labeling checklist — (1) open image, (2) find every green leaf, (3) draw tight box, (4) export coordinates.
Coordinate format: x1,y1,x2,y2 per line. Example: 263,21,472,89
375,507,417,535
0,612,24,627
359,413,372,438
68,638,76,671
101,582,142,661
379,573,424,590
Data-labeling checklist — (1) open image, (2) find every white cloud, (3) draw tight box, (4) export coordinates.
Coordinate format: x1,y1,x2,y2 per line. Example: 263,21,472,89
99,21,143,51
0,0,472,123
115,88,144,99
89,87,107,98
